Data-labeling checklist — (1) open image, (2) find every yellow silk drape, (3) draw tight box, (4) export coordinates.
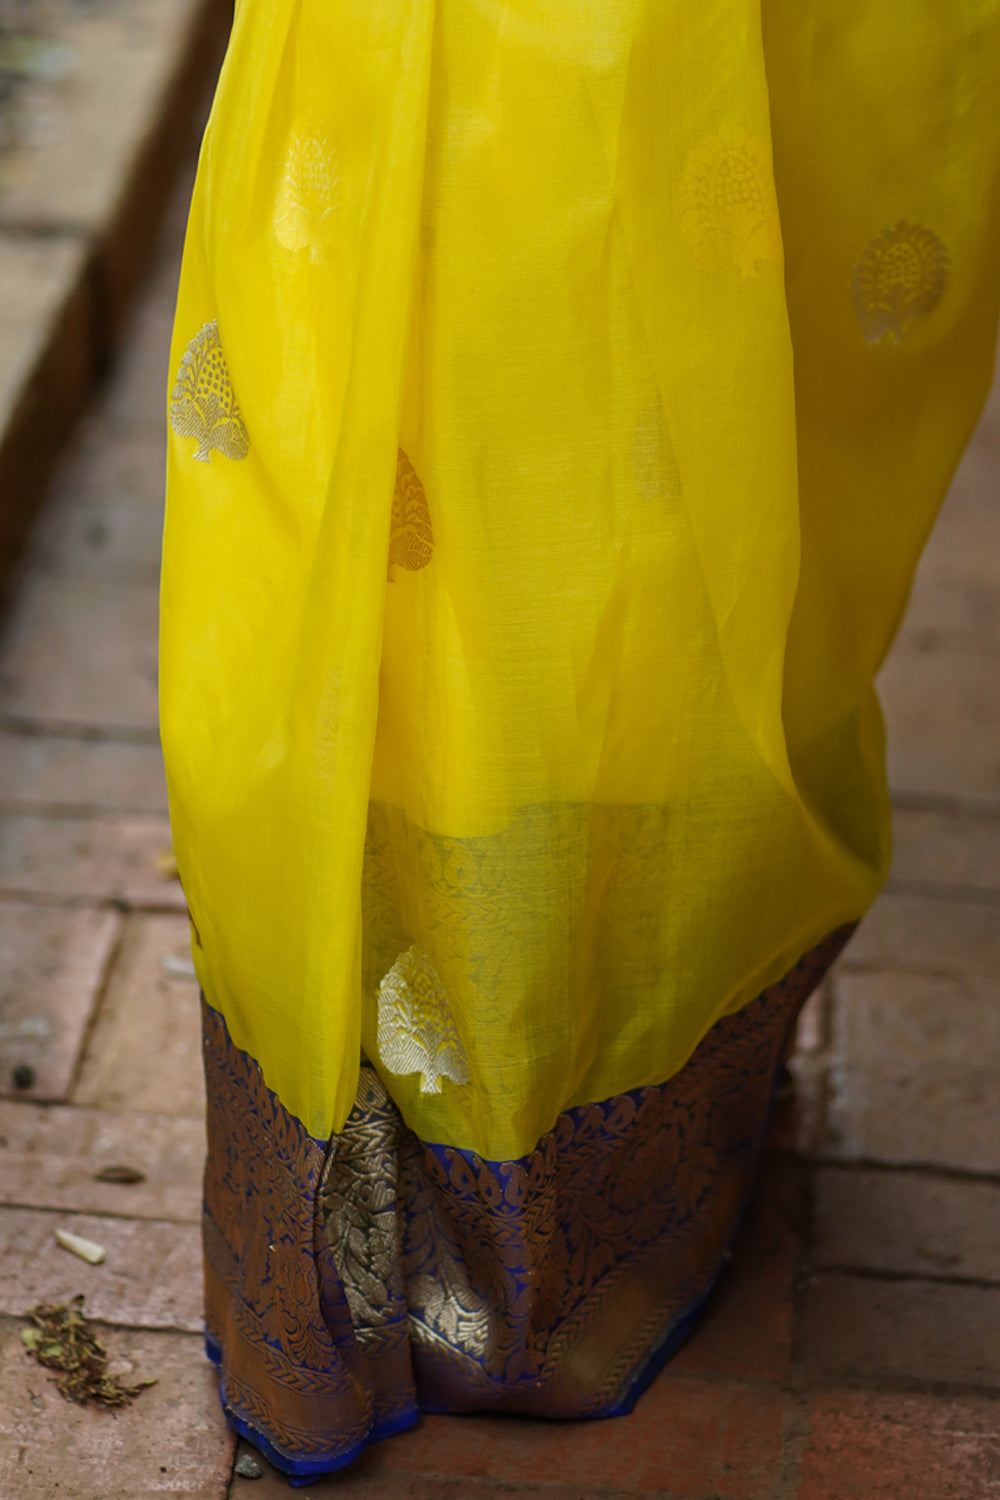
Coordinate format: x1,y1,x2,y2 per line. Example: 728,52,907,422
160,0,1000,1159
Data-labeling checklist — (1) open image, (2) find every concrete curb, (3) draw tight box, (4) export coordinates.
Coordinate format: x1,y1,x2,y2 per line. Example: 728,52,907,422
0,0,231,619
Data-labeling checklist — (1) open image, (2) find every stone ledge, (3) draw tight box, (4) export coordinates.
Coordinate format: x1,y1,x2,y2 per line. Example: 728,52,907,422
0,0,231,618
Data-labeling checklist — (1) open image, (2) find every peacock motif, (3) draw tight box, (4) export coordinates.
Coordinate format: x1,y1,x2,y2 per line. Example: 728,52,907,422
678,129,782,278
273,127,340,261
377,947,470,1095
169,322,249,464
388,449,434,578
851,221,949,345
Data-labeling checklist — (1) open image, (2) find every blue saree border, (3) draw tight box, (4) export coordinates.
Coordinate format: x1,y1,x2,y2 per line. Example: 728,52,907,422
200,925,854,1475
204,1333,420,1482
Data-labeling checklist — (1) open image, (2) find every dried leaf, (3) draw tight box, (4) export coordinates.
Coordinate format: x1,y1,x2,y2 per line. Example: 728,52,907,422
93,1165,146,1185
21,1296,156,1408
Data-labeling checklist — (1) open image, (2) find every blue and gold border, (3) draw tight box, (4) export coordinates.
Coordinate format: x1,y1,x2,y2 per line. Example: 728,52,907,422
202,927,852,1477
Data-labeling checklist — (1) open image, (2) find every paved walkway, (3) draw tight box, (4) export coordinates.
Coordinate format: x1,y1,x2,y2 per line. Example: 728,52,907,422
0,185,998,1499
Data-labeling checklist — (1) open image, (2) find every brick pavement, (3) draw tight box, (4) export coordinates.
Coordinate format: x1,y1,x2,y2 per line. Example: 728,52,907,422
0,184,998,1498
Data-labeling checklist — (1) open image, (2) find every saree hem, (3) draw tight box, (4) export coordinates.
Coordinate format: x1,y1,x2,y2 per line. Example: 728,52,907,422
201,925,853,1476
205,1334,420,1484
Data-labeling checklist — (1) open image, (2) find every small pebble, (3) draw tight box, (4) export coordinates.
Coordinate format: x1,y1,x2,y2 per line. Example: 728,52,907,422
234,1453,263,1479
12,1063,35,1090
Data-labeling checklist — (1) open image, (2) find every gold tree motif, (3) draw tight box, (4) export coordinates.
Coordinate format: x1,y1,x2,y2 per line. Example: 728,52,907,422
273,127,340,262
377,947,470,1095
388,449,434,578
169,322,249,464
851,221,949,345
679,130,782,277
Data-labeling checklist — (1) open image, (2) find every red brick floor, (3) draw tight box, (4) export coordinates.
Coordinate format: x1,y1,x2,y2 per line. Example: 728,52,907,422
1,183,999,1498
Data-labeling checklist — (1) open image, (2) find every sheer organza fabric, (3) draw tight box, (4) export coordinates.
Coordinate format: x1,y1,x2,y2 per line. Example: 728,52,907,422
161,0,1000,1161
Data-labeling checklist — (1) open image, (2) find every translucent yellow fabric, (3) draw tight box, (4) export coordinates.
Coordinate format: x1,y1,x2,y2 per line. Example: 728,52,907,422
161,0,1000,1160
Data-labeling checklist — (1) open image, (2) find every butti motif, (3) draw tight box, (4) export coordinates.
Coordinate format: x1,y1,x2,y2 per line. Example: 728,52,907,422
377,947,470,1095
169,322,249,464
273,127,340,261
678,130,782,277
388,450,434,577
852,221,949,345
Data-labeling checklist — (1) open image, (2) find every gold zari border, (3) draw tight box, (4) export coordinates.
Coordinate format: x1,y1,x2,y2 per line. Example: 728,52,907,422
202,927,852,1473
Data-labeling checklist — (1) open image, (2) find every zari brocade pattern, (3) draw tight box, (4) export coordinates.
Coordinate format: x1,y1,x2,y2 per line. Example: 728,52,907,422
202,927,852,1478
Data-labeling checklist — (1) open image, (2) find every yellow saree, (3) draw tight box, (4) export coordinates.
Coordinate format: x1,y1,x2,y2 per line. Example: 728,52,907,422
160,0,1000,1477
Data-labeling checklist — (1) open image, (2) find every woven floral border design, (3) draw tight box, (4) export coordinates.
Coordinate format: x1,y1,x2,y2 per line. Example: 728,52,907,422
202,926,853,1475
